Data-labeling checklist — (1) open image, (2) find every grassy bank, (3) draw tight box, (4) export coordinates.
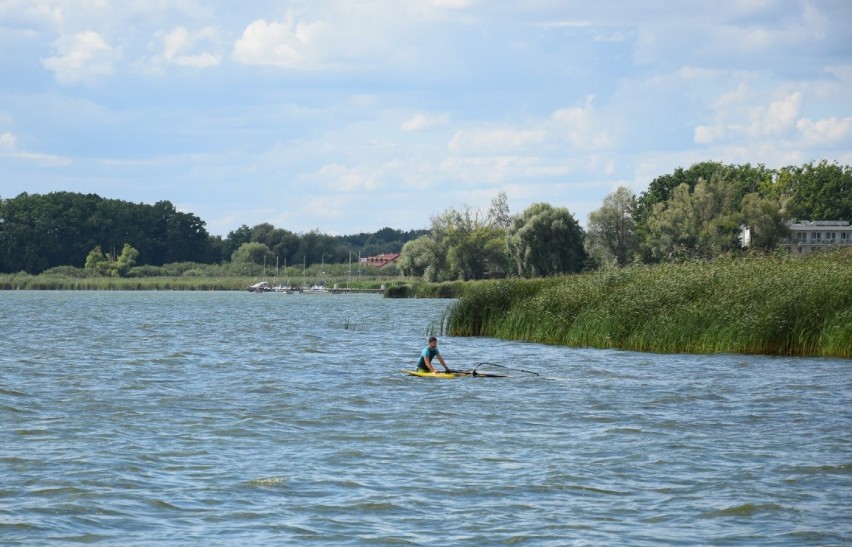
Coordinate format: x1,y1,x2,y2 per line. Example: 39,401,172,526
0,274,392,292
0,260,399,291
0,274,249,291
442,250,852,358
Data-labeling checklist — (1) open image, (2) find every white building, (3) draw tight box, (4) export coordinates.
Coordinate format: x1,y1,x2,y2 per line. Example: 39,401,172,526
781,220,852,255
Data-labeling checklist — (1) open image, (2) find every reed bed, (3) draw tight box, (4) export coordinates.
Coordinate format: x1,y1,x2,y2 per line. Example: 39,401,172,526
0,272,393,292
444,250,852,357
0,275,258,291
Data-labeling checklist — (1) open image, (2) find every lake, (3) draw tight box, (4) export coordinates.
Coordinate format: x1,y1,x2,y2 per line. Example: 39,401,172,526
1,291,850,545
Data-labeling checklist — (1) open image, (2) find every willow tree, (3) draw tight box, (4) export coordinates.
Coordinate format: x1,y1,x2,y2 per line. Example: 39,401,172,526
506,203,586,277
740,193,790,252
400,195,510,281
84,243,139,277
643,175,741,260
398,236,446,281
586,186,638,267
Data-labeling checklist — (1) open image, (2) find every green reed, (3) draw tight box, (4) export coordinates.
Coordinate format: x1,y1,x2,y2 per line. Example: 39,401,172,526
0,274,254,291
0,271,395,292
444,250,852,357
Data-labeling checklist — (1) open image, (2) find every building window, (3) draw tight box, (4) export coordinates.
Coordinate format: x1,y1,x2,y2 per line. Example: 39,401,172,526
827,232,836,242
811,232,822,242
842,232,849,242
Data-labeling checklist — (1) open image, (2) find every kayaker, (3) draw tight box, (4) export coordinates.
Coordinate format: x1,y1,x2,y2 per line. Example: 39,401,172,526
417,336,451,373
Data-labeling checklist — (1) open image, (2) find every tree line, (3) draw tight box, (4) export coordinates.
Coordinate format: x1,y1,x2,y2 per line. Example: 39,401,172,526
398,159,851,280
1,160,848,277
0,191,425,275
586,159,851,267
0,193,216,274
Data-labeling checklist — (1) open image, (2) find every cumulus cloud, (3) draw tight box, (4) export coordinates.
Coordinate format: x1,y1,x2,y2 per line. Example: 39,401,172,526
550,97,614,150
157,26,221,68
41,31,121,85
753,92,802,137
694,90,803,144
232,14,335,69
796,117,852,145
445,98,613,159
401,113,450,132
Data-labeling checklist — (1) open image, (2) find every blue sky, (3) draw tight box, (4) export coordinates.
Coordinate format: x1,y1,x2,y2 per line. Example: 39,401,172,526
1,1,851,237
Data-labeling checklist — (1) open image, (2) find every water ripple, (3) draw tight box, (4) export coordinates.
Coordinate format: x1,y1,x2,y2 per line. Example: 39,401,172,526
0,291,850,545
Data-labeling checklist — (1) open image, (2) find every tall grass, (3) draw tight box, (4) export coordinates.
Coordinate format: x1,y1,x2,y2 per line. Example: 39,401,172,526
0,274,253,291
444,250,852,358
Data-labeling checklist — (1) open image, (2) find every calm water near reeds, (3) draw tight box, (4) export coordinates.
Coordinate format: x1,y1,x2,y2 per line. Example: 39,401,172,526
1,291,850,545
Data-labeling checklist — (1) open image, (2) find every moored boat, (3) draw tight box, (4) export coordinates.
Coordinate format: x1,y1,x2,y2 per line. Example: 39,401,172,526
248,281,273,293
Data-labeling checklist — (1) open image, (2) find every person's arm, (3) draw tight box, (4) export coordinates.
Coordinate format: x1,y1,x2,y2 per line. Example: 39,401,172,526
437,355,449,371
423,355,436,372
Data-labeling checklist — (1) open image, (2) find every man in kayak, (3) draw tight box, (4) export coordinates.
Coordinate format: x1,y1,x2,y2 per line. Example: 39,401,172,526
417,336,451,373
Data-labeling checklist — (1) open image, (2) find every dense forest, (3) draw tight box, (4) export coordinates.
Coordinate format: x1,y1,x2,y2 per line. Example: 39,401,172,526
0,192,425,274
1,159,849,277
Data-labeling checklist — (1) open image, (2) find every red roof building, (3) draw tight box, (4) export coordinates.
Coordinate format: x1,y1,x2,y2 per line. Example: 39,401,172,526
361,253,400,268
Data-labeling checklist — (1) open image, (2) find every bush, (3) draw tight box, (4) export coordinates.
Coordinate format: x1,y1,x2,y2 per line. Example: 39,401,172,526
40,266,91,278
129,265,165,277
385,284,413,298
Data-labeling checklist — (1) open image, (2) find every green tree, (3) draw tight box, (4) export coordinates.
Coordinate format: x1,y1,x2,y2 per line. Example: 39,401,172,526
223,225,252,261
154,201,214,264
442,206,485,280
115,243,139,277
231,242,275,267
635,161,730,226
506,203,586,277
740,193,790,252
84,243,139,277
85,246,110,276
773,160,852,220
487,191,511,228
643,175,741,260
398,235,446,281
429,203,509,280
586,186,638,267
0,192,220,273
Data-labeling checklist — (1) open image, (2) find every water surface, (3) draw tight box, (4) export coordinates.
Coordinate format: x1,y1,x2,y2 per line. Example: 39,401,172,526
1,291,849,545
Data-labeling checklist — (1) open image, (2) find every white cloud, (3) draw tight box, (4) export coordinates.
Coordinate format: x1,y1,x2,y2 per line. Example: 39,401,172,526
41,31,120,85
694,125,725,145
158,26,221,68
549,97,614,150
796,117,852,146
316,163,381,192
430,0,470,9
232,14,335,69
694,90,803,144
448,127,546,154
401,113,450,132
439,155,545,185
751,92,802,137
1,131,16,149
445,98,613,156
0,131,72,165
